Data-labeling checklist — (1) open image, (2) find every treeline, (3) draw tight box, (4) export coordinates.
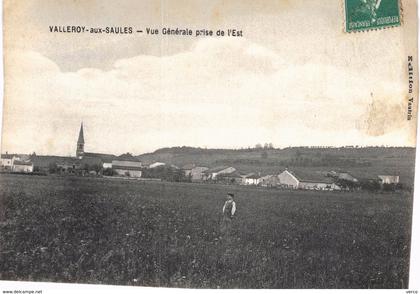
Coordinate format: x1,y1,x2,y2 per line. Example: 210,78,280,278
336,178,403,192
46,163,103,175
215,156,371,168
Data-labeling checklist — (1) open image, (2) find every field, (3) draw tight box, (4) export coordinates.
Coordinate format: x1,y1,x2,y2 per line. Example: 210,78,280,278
0,174,413,288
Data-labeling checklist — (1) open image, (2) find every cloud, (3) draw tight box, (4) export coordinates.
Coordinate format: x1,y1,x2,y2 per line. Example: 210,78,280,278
1,37,412,156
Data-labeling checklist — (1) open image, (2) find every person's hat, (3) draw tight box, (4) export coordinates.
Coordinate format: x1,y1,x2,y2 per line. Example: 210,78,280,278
227,193,234,197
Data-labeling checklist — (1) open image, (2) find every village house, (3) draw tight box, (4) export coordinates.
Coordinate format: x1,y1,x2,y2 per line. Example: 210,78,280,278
328,171,358,182
259,175,279,187
181,164,196,177
378,175,400,184
56,158,81,174
102,160,113,169
149,162,166,169
338,172,358,182
189,166,209,182
278,169,340,190
112,154,142,178
12,160,34,173
299,179,339,190
1,153,18,170
242,173,262,185
30,155,74,173
239,173,254,184
203,166,236,181
81,152,117,168
216,170,243,185
277,170,300,189
112,162,142,177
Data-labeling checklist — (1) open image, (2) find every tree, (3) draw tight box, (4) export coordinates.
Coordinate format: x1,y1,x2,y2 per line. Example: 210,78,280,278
336,179,359,191
103,168,115,176
48,163,58,174
91,164,102,174
383,183,397,192
360,180,381,192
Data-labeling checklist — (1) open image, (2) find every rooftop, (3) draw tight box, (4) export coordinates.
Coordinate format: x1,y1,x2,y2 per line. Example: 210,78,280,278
84,152,117,161
217,170,243,178
286,169,334,184
204,166,232,173
13,160,33,166
181,163,195,170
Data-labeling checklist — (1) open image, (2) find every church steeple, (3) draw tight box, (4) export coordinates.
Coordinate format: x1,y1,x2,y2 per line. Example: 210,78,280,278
76,122,85,158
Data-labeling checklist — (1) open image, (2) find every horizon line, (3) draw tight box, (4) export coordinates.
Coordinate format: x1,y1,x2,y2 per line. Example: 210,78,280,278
1,144,415,158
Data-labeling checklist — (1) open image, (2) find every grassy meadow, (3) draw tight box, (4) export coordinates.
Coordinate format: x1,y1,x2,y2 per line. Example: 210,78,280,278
0,174,413,288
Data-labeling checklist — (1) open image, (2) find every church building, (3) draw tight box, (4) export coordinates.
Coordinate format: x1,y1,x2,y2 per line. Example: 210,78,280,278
74,122,142,177
75,122,117,166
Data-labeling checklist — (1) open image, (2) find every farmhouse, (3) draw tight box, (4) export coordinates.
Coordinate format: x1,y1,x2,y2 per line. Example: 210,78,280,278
12,160,34,173
278,169,340,190
112,154,142,178
102,160,113,169
278,170,300,189
299,179,339,190
190,166,209,182
378,175,400,184
149,162,166,169
216,170,243,185
1,153,18,170
328,171,358,182
338,172,358,182
203,166,236,181
56,158,81,174
259,175,279,187
242,174,262,185
112,162,142,177
182,164,196,177
82,152,117,168
31,155,74,172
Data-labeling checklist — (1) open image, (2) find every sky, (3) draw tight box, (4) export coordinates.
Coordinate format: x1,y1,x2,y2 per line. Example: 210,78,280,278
1,0,417,156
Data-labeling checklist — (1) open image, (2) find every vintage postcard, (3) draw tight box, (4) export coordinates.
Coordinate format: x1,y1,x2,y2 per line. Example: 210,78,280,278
0,0,418,290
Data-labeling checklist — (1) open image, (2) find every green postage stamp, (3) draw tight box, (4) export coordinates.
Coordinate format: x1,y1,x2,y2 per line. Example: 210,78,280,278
345,0,401,32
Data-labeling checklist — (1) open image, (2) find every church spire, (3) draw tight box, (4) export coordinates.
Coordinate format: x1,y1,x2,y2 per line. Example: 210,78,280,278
76,122,85,158
77,122,85,144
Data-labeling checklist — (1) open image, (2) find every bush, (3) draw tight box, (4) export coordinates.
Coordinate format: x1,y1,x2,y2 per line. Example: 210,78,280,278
103,168,116,176
383,183,399,192
336,179,359,191
48,163,58,174
360,180,381,192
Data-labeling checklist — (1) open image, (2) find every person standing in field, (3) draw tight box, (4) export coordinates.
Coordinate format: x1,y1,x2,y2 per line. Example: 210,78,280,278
221,193,236,238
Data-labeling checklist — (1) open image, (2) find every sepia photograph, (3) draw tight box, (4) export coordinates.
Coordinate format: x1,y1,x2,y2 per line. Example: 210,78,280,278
0,0,419,290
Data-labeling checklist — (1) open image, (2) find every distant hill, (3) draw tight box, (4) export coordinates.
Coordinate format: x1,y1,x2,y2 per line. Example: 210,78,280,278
137,146,416,186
